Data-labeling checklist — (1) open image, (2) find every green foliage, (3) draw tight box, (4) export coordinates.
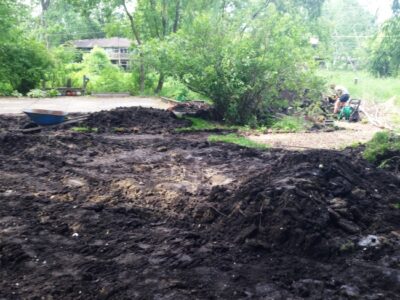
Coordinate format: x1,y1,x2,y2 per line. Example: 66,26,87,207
0,83,13,96
208,134,268,149
71,127,97,133
0,40,53,94
363,131,400,163
319,70,400,104
47,89,60,97
272,116,311,132
27,89,47,98
369,16,400,77
176,117,219,132
11,90,23,98
167,7,323,125
321,0,376,69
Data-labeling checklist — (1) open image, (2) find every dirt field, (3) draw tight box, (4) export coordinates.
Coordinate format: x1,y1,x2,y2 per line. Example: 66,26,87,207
0,96,169,114
0,108,399,299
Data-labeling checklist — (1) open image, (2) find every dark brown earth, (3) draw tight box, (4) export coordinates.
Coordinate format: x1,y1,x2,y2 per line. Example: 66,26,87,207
0,109,399,299
82,107,191,133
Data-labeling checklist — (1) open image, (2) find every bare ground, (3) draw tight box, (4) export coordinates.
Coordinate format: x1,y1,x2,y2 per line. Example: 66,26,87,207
0,109,399,299
0,96,170,114
249,121,381,150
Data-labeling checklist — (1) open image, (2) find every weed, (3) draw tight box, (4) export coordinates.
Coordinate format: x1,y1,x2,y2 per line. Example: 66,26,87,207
363,131,400,163
176,117,240,132
271,116,310,132
71,127,97,133
208,134,268,149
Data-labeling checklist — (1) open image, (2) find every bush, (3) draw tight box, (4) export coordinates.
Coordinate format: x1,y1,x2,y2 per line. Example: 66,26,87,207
166,8,323,125
46,89,59,97
11,90,23,97
0,83,13,96
27,89,47,98
272,116,311,132
363,131,400,165
0,40,53,94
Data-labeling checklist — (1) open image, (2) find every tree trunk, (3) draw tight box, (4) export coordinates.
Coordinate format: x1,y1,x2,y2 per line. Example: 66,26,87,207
122,0,145,94
154,72,165,94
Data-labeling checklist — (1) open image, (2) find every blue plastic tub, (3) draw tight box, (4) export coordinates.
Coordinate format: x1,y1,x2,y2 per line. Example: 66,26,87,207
23,109,68,126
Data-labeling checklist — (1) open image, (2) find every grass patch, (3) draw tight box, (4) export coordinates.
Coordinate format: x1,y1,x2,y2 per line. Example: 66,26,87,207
363,131,400,163
208,134,268,149
71,127,97,133
318,70,400,104
176,117,239,132
271,116,310,132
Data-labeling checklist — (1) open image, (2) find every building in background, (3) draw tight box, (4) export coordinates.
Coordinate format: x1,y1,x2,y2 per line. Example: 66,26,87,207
72,37,132,70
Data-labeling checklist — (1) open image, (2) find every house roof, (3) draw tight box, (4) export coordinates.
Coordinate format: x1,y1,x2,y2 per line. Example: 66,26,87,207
72,38,132,48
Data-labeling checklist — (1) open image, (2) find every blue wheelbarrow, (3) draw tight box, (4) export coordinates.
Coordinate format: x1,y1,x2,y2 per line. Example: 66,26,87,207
21,109,88,133
23,109,68,126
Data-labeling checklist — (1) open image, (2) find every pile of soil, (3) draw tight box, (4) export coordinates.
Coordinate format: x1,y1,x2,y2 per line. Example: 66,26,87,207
171,101,221,121
82,107,191,133
1,113,400,299
207,150,400,257
0,115,26,132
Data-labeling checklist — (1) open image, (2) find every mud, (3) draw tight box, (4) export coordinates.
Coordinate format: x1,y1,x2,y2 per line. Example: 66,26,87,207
0,111,400,299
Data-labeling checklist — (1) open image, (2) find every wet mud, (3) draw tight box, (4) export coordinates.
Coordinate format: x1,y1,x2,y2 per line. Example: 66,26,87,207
0,109,399,299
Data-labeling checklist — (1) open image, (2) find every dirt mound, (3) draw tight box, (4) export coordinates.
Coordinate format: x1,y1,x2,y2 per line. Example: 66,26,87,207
0,115,26,132
82,107,191,133
171,101,221,121
207,150,400,257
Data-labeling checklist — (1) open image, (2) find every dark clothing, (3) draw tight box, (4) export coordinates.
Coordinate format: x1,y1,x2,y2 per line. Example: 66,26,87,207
340,94,350,103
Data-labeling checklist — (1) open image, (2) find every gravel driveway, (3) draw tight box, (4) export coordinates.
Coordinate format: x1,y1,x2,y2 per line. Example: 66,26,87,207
0,96,170,114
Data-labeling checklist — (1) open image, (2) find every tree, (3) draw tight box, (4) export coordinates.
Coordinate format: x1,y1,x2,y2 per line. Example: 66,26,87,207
369,15,400,77
166,5,322,124
0,1,53,94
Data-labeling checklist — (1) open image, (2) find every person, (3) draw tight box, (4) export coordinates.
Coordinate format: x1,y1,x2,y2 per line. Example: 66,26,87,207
330,84,350,114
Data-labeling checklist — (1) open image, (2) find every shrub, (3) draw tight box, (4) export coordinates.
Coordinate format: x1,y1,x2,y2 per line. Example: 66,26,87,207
0,83,13,96
272,116,311,132
11,90,23,97
166,8,323,125
27,89,47,98
46,89,59,97
363,131,400,164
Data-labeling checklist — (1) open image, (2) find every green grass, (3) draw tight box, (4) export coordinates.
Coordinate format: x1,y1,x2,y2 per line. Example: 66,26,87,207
363,131,400,163
71,127,97,133
318,70,400,105
208,134,268,149
176,117,239,132
271,116,311,132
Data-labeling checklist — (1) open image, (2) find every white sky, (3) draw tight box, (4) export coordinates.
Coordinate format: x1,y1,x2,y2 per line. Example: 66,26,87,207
358,0,393,23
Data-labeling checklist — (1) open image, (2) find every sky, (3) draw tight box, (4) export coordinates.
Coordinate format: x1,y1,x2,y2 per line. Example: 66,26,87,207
358,0,393,23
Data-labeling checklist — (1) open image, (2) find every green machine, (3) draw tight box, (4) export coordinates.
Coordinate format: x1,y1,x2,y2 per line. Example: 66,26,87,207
338,99,361,122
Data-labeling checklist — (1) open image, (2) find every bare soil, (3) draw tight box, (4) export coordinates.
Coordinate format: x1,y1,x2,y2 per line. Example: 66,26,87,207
249,122,381,150
0,109,399,299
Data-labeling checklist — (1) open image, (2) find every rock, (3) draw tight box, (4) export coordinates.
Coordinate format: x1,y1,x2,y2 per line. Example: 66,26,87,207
329,197,347,209
234,224,258,243
358,235,381,248
340,285,360,298
336,219,360,234
351,188,367,200
157,146,168,152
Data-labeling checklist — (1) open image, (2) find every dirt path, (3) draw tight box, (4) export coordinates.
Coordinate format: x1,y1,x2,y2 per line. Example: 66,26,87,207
249,121,381,150
0,96,170,114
